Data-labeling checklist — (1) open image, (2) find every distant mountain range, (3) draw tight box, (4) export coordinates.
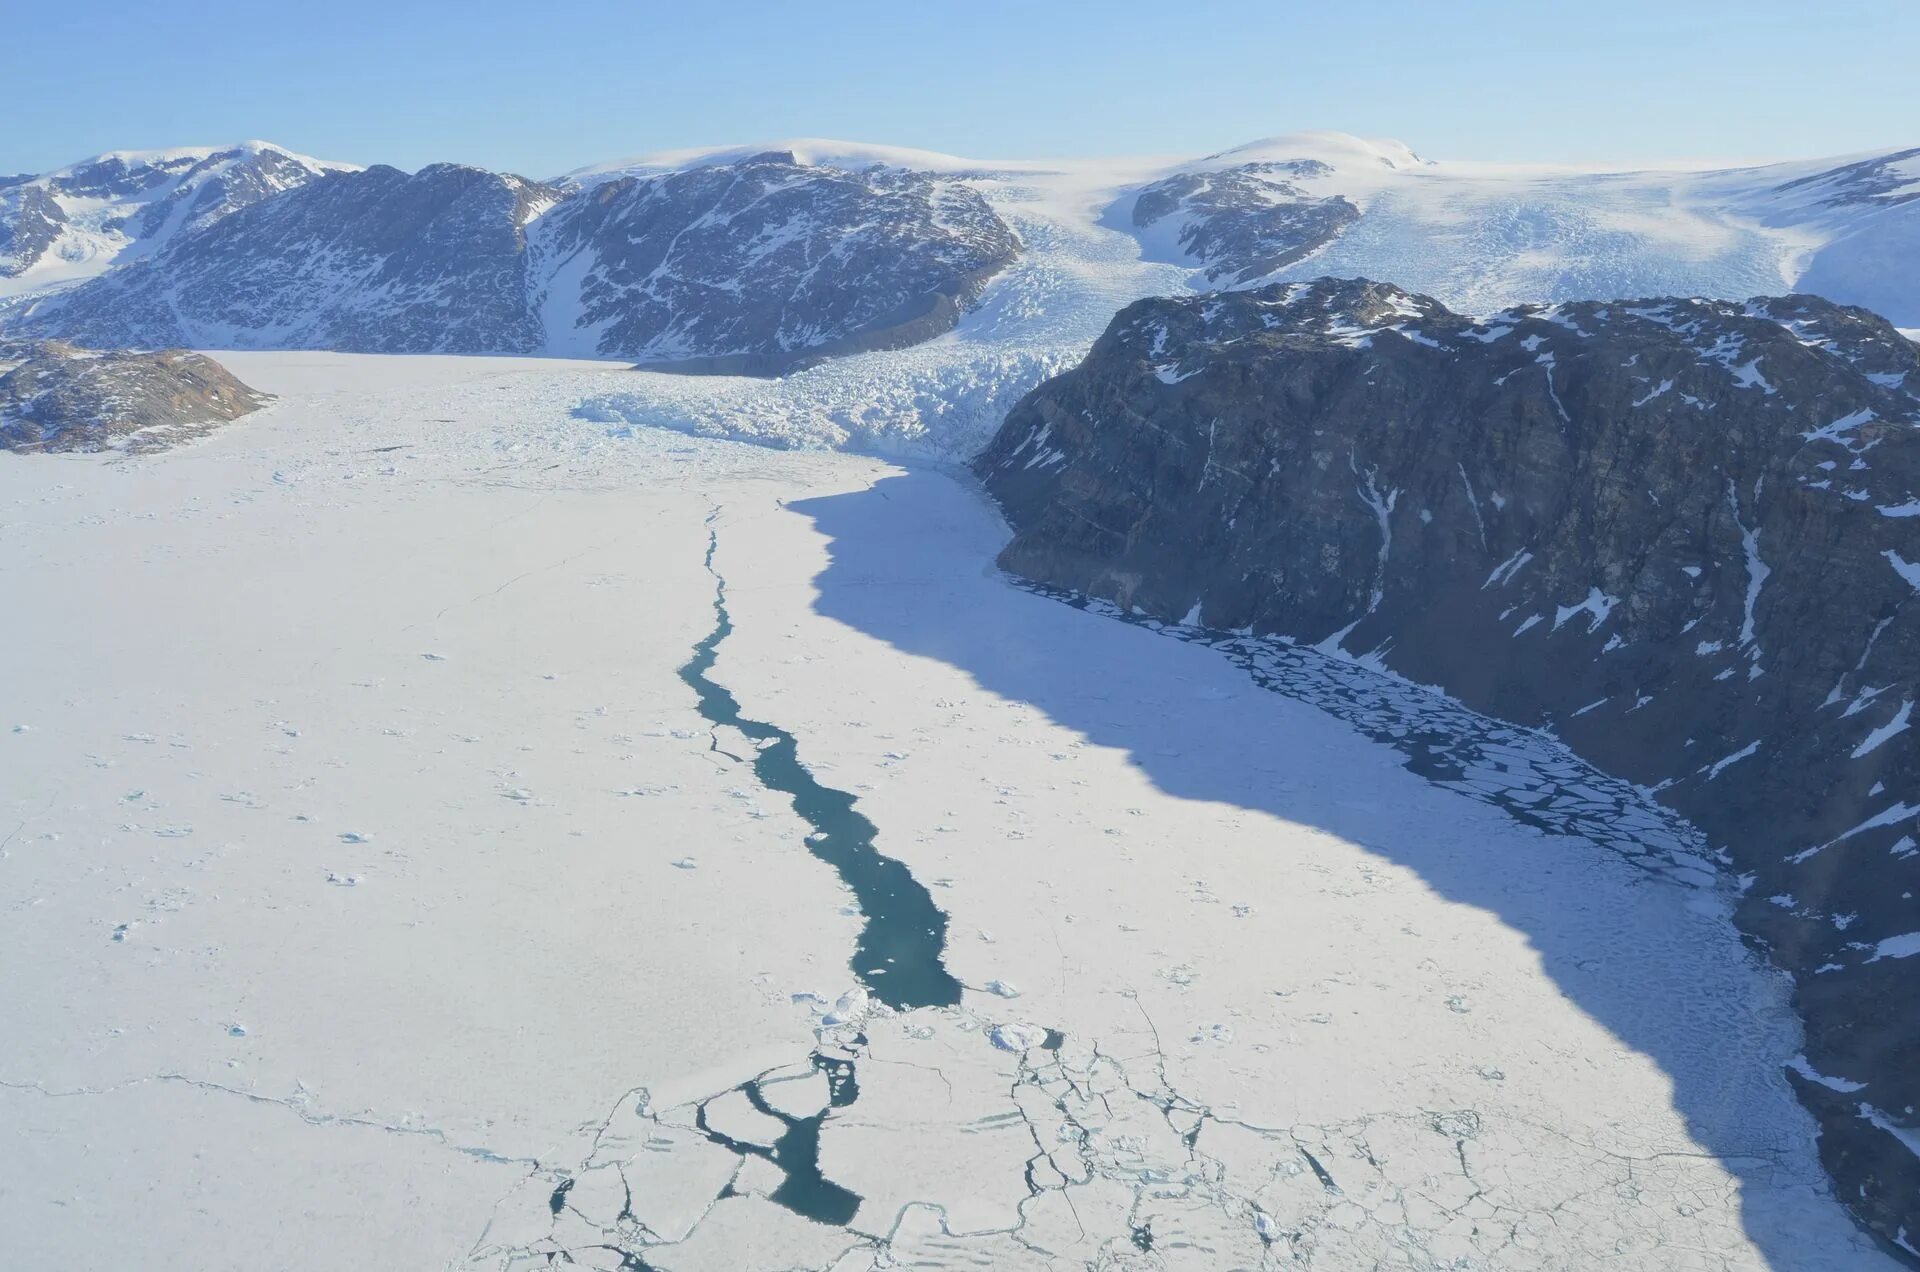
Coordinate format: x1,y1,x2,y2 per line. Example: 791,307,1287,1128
1,142,1021,374
3,133,1916,369
0,141,352,292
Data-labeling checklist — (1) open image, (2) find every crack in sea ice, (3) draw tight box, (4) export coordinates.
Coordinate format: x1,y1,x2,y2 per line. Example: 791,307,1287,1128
455,512,1850,1271
678,508,963,1011
0,1074,543,1169
463,510,981,1269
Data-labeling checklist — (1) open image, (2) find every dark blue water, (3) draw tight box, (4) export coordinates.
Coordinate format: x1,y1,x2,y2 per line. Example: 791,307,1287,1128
664,521,969,1230
691,1051,863,1227
677,523,962,1011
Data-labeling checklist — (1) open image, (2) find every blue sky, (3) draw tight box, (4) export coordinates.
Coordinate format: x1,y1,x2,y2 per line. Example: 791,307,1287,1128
8,1,1916,176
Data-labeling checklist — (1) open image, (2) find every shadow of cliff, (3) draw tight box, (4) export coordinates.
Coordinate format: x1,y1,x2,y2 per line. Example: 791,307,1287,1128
787,468,1879,1270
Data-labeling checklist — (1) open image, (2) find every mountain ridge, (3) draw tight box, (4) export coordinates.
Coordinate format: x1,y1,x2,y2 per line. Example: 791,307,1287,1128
9,150,1022,372
0,141,354,298
6,131,1918,372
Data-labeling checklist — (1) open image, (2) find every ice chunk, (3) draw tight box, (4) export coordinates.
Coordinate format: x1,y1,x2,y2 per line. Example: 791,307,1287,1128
987,1022,1048,1052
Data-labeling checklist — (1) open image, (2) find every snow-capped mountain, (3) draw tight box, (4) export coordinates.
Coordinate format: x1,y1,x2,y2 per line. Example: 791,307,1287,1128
12,148,1021,372
25,162,564,354
1122,132,1920,326
0,141,352,297
975,278,1920,1251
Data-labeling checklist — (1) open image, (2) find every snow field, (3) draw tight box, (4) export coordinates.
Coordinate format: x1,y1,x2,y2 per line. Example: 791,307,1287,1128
0,355,1898,1269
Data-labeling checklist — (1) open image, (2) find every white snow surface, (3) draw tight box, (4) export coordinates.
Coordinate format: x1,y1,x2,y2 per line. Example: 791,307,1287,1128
0,353,1897,1270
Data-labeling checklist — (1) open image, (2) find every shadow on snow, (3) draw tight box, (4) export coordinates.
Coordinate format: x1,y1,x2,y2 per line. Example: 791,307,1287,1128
787,468,1853,1270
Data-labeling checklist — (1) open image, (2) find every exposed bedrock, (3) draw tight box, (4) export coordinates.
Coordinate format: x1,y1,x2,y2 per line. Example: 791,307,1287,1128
1128,158,1360,284
975,276,1920,1257
0,340,267,453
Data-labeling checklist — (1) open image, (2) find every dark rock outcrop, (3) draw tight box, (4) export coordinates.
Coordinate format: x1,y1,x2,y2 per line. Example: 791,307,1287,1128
975,277,1920,1254
14,152,1021,372
1776,145,1920,210
1129,159,1359,284
0,340,267,452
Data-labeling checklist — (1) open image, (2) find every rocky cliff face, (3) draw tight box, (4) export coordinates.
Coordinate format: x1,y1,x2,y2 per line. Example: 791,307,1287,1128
0,340,267,452
976,277,1920,1254
14,152,1021,371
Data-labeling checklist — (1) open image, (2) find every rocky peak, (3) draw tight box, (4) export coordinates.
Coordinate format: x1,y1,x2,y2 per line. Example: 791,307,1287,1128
13,163,566,354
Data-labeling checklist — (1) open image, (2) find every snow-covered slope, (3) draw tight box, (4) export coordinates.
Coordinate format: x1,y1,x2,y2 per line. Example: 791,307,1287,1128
1123,132,1920,325
563,136,1012,181
575,152,1190,456
0,141,353,298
